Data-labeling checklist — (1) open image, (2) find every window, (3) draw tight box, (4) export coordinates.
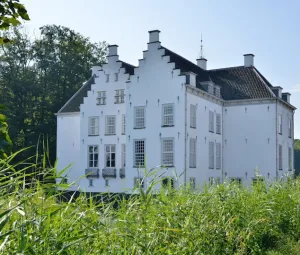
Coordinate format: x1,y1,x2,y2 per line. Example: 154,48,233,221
278,114,282,134
190,177,196,189
105,179,109,187
97,91,106,105
209,111,214,132
122,114,126,134
190,104,196,128
216,143,221,169
288,147,292,171
105,145,116,168
162,104,174,126
88,145,98,168
252,178,264,186
88,117,99,136
134,107,145,128
89,179,93,187
189,138,196,168
209,177,221,185
230,178,242,185
114,73,118,82
134,177,144,188
162,177,174,189
115,89,125,104
105,74,109,83
288,118,292,138
62,177,68,184
209,142,214,169
161,138,174,166
121,144,126,168
216,114,221,134
134,140,145,167
105,116,116,135
279,144,283,170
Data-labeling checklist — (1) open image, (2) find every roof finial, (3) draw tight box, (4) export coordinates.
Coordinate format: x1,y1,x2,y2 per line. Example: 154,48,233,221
200,34,204,59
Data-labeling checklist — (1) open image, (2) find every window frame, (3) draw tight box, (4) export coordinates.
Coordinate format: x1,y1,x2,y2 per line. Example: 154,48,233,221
162,103,174,127
105,179,109,187
88,145,98,168
288,146,292,171
134,106,146,129
134,177,144,189
114,73,118,82
288,118,292,138
121,144,126,168
278,113,282,135
105,115,116,135
105,144,116,168
115,89,125,104
189,138,196,168
161,138,175,167
133,139,145,168
122,114,126,134
279,144,283,170
97,91,106,105
88,116,99,136
216,143,221,169
190,104,196,128
105,74,109,83
216,113,221,134
189,177,196,189
89,179,93,187
209,111,214,133
209,142,214,169
209,177,221,186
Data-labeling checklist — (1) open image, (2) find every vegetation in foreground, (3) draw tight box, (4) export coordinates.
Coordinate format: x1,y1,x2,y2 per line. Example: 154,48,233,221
0,155,300,254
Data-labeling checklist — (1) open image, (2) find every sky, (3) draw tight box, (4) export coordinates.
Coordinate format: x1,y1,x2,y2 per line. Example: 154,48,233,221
22,0,300,138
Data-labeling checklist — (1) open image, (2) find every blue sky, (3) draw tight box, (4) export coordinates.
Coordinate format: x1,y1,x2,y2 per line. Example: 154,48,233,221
22,0,300,138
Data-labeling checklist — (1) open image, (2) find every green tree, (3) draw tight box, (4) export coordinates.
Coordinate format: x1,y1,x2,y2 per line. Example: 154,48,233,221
0,104,12,158
295,139,300,151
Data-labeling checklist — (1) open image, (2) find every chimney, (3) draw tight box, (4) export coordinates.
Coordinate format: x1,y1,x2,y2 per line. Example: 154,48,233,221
108,45,118,56
149,30,160,43
271,86,283,98
244,54,254,67
196,58,207,70
282,92,291,103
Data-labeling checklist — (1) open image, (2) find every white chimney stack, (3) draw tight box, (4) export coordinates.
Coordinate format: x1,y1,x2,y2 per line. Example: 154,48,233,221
149,30,160,43
244,54,254,67
108,45,118,56
196,58,207,70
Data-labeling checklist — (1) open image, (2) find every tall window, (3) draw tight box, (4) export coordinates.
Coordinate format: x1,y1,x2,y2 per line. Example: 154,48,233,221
134,140,145,167
88,117,99,136
189,138,196,168
97,91,106,105
114,73,118,82
209,177,221,186
216,113,221,134
122,114,126,134
134,177,144,188
162,104,174,126
288,147,292,171
190,104,196,128
189,177,196,189
88,145,98,168
121,144,126,168
162,177,174,189
134,106,145,128
105,116,116,135
216,143,221,169
105,74,109,83
209,111,214,132
279,144,283,170
115,89,125,104
288,118,292,138
209,142,214,169
161,138,174,166
278,114,282,134
105,145,116,168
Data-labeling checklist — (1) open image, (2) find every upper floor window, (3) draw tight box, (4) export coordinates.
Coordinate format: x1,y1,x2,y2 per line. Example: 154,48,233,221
115,73,118,82
115,89,125,104
97,91,106,105
288,147,292,171
190,104,196,128
105,116,116,135
122,114,126,134
134,106,145,129
209,142,214,169
121,144,126,168
105,74,109,83
216,113,221,134
88,145,98,168
134,140,145,167
288,118,292,138
161,138,174,166
278,114,282,134
216,143,221,169
279,144,283,170
209,111,214,133
189,138,196,168
88,117,99,136
105,144,116,168
162,104,174,126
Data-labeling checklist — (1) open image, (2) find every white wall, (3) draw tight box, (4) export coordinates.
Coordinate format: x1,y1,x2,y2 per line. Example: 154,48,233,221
56,113,81,190
126,42,186,192
223,102,277,184
186,90,223,188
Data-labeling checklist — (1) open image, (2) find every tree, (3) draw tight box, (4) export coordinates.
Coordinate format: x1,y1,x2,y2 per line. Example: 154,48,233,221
0,104,12,158
295,139,300,151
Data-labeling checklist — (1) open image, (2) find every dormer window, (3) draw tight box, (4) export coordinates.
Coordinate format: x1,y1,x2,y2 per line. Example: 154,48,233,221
106,74,109,83
115,89,125,104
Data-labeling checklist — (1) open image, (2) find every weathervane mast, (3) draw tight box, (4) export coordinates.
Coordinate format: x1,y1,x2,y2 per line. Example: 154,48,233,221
200,34,204,59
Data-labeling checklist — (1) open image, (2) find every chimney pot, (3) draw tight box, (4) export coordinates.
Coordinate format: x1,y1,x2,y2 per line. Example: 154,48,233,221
108,45,118,56
149,30,160,43
196,58,207,70
244,54,254,67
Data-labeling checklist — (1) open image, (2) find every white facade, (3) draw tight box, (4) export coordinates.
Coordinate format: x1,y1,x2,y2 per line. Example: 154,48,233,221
56,30,296,193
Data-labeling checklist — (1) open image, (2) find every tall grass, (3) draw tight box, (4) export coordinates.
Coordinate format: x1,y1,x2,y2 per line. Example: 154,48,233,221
1,152,300,254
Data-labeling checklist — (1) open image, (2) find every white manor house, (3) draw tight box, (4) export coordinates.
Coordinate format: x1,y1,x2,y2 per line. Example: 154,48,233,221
56,30,296,193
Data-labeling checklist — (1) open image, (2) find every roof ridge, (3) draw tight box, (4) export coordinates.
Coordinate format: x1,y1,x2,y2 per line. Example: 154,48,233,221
209,66,244,71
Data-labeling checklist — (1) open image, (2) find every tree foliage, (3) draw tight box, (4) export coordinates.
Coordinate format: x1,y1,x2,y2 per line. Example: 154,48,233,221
0,25,107,164
295,139,300,151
